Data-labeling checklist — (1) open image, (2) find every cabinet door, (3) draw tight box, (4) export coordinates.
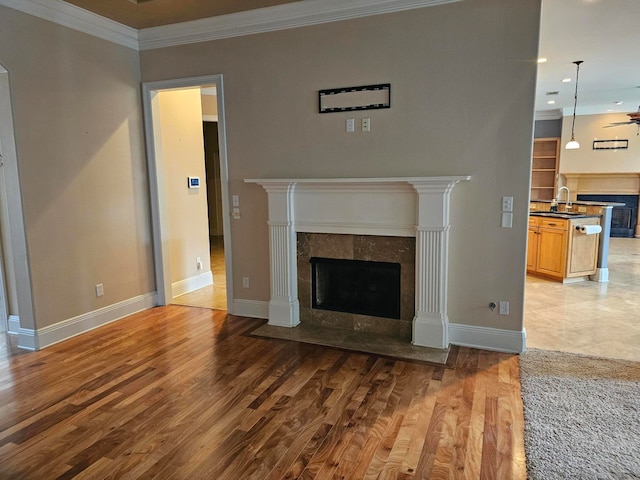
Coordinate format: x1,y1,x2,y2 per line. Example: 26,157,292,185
527,228,538,271
536,228,567,277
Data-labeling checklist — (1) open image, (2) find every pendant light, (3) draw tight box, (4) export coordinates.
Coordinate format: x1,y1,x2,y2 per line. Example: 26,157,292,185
565,60,583,149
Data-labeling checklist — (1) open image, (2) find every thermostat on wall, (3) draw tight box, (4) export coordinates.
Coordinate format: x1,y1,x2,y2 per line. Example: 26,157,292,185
188,176,200,189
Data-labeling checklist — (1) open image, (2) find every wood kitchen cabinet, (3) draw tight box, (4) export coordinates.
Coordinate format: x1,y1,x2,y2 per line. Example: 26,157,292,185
527,215,600,282
528,217,567,279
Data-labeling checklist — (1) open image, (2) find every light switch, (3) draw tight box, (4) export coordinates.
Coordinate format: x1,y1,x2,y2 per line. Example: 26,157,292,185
346,118,355,133
232,195,240,207
502,196,513,212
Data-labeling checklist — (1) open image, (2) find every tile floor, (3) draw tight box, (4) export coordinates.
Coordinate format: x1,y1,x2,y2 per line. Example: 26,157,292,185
525,237,640,361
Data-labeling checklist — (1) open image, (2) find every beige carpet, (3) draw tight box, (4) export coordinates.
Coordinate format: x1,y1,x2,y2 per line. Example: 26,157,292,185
519,348,640,480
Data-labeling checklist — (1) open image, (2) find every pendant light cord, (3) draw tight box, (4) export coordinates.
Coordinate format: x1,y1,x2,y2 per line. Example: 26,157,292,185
570,61,583,139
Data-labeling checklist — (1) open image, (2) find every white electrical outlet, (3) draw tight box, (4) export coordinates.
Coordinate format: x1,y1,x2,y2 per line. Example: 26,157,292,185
242,277,249,288
95,283,104,297
502,196,514,212
196,256,203,270
362,117,371,132
499,301,509,315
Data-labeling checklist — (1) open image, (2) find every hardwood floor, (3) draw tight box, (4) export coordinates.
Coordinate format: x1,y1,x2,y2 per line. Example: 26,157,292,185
0,306,525,479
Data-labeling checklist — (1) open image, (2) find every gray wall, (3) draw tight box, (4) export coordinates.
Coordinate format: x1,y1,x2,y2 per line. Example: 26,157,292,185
0,6,154,329
141,0,542,334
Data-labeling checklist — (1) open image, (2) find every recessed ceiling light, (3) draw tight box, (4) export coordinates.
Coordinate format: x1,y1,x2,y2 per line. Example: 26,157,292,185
562,78,572,83
547,100,556,105
615,101,623,105
537,57,548,63
546,91,559,96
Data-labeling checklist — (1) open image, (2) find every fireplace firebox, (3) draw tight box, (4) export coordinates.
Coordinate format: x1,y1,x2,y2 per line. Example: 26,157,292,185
311,257,401,320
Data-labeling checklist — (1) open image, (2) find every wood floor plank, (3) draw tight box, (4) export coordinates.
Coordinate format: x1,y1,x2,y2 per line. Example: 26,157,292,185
0,306,527,479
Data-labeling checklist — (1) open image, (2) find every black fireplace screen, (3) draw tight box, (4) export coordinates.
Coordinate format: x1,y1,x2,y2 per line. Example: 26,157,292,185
310,257,401,319
577,194,638,238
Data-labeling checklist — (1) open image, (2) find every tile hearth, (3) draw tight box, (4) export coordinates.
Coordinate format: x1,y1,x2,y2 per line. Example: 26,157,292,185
250,322,450,364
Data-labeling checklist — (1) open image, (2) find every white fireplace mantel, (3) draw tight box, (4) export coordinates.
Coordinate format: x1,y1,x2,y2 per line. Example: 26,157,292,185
245,176,471,349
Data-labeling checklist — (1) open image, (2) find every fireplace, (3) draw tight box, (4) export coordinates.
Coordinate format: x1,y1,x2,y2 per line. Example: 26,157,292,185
298,233,414,340
311,257,401,319
245,176,471,349
577,194,638,237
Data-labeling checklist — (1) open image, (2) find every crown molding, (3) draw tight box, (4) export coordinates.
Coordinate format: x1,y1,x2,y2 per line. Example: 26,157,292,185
137,0,461,50
1,0,458,52
535,109,563,121
0,0,138,50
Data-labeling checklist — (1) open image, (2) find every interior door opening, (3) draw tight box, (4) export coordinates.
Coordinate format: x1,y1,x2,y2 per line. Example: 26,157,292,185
143,75,233,313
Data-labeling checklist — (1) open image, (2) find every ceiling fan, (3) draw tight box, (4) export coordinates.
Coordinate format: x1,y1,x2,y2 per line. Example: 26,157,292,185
604,106,640,134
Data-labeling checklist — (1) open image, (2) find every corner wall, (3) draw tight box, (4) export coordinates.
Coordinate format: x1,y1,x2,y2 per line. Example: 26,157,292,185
0,6,155,342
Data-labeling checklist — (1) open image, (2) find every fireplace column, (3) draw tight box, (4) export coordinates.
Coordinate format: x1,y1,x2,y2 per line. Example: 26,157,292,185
409,179,463,349
261,182,300,327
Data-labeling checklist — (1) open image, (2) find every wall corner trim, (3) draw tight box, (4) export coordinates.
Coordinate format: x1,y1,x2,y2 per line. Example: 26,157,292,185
20,292,158,350
448,323,526,353
0,0,139,50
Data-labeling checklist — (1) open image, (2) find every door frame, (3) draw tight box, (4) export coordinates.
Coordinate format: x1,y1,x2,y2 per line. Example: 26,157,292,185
142,75,234,310
0,64,37,347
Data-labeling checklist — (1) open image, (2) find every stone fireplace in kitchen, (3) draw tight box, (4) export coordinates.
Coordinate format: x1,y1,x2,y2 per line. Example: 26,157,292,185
245,176,470,349
565,173,640,238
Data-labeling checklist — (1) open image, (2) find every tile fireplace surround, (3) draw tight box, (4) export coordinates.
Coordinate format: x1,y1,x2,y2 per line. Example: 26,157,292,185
245,177,471,349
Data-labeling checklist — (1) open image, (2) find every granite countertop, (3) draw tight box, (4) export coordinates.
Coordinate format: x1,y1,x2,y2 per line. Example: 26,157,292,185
529,211,601,219
530,199,625,206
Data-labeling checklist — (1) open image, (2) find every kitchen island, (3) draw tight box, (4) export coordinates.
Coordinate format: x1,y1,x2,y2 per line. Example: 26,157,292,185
529,199,620,282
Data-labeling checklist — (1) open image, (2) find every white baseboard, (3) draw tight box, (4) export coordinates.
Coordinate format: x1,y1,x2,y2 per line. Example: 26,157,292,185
171,271,213,298
18,292,157,350
231,299,269,319
7,314,20,334
448,323,526,353
18,327,36,350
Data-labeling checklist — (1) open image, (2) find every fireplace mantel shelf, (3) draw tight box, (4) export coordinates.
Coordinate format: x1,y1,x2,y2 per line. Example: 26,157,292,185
245,176,471,184
246,175,471,349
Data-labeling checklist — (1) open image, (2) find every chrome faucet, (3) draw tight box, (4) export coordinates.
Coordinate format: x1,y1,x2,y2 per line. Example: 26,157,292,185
556,186,572,210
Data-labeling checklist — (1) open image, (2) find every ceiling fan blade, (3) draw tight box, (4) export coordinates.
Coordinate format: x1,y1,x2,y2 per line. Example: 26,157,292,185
604,121,636,127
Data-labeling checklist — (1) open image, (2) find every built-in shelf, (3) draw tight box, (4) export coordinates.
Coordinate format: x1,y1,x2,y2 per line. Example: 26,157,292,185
531,138,559,201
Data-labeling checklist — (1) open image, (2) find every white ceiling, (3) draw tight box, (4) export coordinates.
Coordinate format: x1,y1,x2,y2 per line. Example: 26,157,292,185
536,0,640,118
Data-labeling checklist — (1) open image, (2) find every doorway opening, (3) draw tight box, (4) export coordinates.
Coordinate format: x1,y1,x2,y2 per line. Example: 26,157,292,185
142,75,233,312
